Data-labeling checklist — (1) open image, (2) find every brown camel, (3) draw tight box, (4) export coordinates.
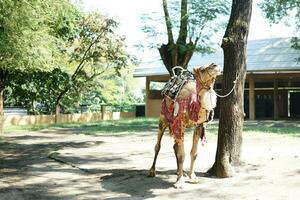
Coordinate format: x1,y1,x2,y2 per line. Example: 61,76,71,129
148,63,221,188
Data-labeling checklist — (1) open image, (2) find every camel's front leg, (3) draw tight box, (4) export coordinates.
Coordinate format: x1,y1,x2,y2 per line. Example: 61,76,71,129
188,125,202,183
173,142,185,188
148,118,167,177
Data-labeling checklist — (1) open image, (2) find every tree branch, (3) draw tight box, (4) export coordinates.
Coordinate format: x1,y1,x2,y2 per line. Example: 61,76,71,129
177,0,188,44
71,33,103,81
162,0,174,44
71,41,96,80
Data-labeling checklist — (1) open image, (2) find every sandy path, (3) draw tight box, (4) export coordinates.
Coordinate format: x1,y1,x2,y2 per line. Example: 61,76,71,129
0,127,299,200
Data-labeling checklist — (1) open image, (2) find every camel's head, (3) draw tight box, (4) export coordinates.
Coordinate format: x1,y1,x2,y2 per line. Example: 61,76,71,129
193,63,221,87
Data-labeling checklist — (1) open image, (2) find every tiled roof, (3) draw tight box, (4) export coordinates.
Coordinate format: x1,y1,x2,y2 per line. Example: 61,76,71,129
133,37,300,77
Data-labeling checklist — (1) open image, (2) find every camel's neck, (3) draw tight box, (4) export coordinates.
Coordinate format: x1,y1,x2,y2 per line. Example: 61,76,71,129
196,79,203,94
196,77,214,93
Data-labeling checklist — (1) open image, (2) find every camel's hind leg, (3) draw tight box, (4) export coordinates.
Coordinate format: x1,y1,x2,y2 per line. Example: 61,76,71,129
148,117,167,177
188,125,202,183
173,141,185,188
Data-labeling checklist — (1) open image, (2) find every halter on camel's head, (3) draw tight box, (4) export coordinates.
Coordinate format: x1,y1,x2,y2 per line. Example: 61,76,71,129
193,63,221,90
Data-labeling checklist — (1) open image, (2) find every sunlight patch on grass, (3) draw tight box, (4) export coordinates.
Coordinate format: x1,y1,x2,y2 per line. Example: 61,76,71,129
4,118,300,137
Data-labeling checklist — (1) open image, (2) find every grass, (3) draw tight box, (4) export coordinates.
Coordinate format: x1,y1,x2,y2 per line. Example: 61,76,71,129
5,118,159,135
4,118,300,137
243,120,300,136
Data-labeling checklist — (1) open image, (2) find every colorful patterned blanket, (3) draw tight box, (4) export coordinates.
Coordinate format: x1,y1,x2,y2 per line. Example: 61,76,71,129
161,78,206,144
161,70,195,100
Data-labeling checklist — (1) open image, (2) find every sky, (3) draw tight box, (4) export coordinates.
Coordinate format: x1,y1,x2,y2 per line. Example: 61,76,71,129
82,0,297,60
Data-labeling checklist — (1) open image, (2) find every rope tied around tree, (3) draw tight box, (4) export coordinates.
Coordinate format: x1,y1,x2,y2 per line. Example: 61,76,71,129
215,71,241,98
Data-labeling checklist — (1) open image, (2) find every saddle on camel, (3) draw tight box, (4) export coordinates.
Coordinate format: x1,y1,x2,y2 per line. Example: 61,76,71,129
148,63,221,188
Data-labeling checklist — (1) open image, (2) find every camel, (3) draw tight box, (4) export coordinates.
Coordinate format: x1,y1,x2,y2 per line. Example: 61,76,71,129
148,63,221,188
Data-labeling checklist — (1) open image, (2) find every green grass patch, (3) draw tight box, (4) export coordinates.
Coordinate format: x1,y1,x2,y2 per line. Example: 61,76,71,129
5,118,159,135
4,118,300,137
243,121,300,136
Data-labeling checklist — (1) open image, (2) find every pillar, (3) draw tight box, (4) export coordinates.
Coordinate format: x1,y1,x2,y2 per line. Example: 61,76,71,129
274,78,279,120
249,76,256,120
145,77,150,117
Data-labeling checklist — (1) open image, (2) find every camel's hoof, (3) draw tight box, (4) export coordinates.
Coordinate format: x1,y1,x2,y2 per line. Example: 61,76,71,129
188,173,200,184
148,169,156,177
188,177,200,184
174,177,185,189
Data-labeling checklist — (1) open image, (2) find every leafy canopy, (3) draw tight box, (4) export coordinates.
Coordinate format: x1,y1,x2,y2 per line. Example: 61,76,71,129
141,0,230,53
259,0,300,28
2,0,134,114
0,0,78,72
259,0,300,60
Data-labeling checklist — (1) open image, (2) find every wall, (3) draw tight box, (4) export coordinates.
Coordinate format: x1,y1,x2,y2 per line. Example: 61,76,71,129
4,111,136,126
146,99,161,117
145,73,300,119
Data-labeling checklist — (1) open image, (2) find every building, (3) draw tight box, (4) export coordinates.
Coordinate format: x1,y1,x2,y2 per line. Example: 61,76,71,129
133,38,300,120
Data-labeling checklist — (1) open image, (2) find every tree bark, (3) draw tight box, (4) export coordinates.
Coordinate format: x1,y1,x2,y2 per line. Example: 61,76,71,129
177,0,188,44
0,86,4,136
55,103,60,124
0,69,7,136
208,0,252,178
162,0,174,44
55,89,68,124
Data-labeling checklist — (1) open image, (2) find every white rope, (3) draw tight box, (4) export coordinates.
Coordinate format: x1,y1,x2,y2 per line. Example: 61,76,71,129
215,80,237,98
171,65,240,98
215,71,241,98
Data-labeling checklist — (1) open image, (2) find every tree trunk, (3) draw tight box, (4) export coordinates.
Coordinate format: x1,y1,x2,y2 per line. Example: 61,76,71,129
0,69,6,136
160,0,196,75
0,86,4,136
208,0,252,178
55,102,60,124
31,99,36,115
159,42,195,75
178,0,188,43
54,85,71,123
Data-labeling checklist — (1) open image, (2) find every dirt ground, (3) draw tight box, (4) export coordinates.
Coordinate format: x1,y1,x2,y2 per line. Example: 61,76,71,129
0,124,300,200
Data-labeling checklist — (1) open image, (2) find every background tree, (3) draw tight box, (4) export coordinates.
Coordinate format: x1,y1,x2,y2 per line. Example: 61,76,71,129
208,0,253,177
5,69,74,115
5,66,143,115
0,0,75,134
1,1,132,124
259,0,300,59
54,13,130,122
142,0,230,75
81,66,143,112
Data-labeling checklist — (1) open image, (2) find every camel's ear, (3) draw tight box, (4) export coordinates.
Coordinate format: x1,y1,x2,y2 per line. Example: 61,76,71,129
193,66,204,76
193,68,201,78
193,67,198,75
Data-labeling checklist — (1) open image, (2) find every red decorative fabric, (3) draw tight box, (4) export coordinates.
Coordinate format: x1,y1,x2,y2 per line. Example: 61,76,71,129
161,80,203,143
170,112,184,143
161,98,174,123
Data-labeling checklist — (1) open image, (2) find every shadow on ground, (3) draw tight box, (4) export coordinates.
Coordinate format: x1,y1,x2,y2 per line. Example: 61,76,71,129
0,133,176,199
98,169,174,199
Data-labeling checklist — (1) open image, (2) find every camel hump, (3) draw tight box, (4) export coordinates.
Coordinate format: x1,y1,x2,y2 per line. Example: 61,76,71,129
161,69,195,100
177,81,196,100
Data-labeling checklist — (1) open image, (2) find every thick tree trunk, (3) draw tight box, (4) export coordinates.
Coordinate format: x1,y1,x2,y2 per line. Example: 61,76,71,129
160,0,196,76
158,42,195,75
208,0,252,178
